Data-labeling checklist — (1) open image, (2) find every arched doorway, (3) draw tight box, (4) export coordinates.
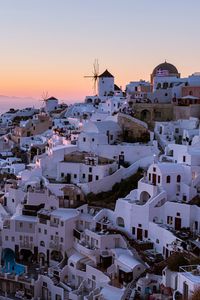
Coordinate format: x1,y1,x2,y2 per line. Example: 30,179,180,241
116,217,125,227
141,109,151,121
51,250,63,262
140,191,151,204
19,249,33,264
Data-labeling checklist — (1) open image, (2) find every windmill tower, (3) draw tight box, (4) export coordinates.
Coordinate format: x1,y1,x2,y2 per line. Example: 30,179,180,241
40,91,58,113
84,59,99,95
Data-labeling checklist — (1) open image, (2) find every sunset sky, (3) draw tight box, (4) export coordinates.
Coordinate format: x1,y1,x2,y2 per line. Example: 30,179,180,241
0,0,200,104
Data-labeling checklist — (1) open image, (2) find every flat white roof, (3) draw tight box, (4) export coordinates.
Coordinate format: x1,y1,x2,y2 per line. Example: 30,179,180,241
101,285,124,300
51,208,78,220
11,214,37,222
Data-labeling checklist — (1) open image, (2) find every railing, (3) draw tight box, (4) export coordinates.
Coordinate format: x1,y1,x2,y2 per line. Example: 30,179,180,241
20,242,33,250
49,242,62,251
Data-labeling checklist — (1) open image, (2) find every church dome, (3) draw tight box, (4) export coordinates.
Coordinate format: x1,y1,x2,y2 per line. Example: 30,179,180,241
152,61,179,78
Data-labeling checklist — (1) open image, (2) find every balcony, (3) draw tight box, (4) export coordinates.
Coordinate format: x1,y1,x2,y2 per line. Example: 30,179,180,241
75,241,97,256
20,242,33,250
49,242,62,251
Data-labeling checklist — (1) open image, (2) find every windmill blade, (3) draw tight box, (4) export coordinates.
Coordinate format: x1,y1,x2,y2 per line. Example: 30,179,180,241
84,59,99,95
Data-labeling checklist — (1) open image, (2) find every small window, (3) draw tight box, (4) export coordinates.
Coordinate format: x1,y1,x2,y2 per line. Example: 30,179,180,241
149,173,151,181
40,241,45,247
11,236,15,242
177,175,181,183
82,173,85,179
138,224,142,228
92,275,96,280
30,237,33,242
51,235,53,240
158,175,160,184
44,229,47,235
144,230,148,238
156,239,159,244
177,212,180,217
132,227,135,235
29,224,32,229
74,174,77,179
5,236,8,241
38,228,41,233
153,167,156,172
92,138,95,142
20,222,23,228
96,175,99,180
166,175,171,183
89,167,92,173
61,237,63,242
183,156,186,162
83,137,86,142
61,172,64,178
61,221,64,226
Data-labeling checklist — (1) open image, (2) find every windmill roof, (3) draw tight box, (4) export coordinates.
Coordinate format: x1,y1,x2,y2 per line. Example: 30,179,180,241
46,97,58,101
114,84,121,91
99,69,114,78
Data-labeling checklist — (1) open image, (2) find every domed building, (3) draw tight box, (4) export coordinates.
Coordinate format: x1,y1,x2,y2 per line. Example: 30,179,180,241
151,61,180,83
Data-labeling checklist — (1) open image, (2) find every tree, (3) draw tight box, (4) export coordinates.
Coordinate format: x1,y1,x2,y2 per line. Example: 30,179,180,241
166,253,188,272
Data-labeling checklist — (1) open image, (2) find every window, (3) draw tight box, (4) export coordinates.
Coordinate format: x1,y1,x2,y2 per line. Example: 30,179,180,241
74,174,77,179
83,137,86,142
166,175,171,183
183,156,186,162
20,235,22,240
175,128,179,134
177,212,180,217
177,175,181,183
92,275,96,280
38,228,41,233
82,173,85,179
61,172,64,178
92,138,95,142
61,237,63,242
20,222,23,228
51,235,53,240
5,236,8,241
158,175,160,184
12,198,14,203
167,216,173,225
30,237,33,242
61,221,64,226
11,236,15,242
138,224,142,228
29,224,32,229
44,229,47,235
153,167,156,172
132,227,135,235
149,173,151,181
96,175,99,180
144,230,148,238
40,241,45,247
89,167,92,173
156,239,159,244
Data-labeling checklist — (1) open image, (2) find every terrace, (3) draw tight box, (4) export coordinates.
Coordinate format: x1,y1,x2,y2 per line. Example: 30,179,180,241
63,151,114,165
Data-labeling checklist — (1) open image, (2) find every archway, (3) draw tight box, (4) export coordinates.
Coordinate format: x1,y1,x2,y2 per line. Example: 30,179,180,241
19,249,33,264
140,191,151,204
140,109,151,121
51,250,63,262
116,217,125,227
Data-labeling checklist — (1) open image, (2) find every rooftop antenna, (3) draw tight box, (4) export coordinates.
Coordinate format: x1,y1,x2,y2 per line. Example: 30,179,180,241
84,59,99,95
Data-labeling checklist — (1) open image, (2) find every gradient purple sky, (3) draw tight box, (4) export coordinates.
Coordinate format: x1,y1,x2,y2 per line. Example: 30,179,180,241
0,0,200,104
